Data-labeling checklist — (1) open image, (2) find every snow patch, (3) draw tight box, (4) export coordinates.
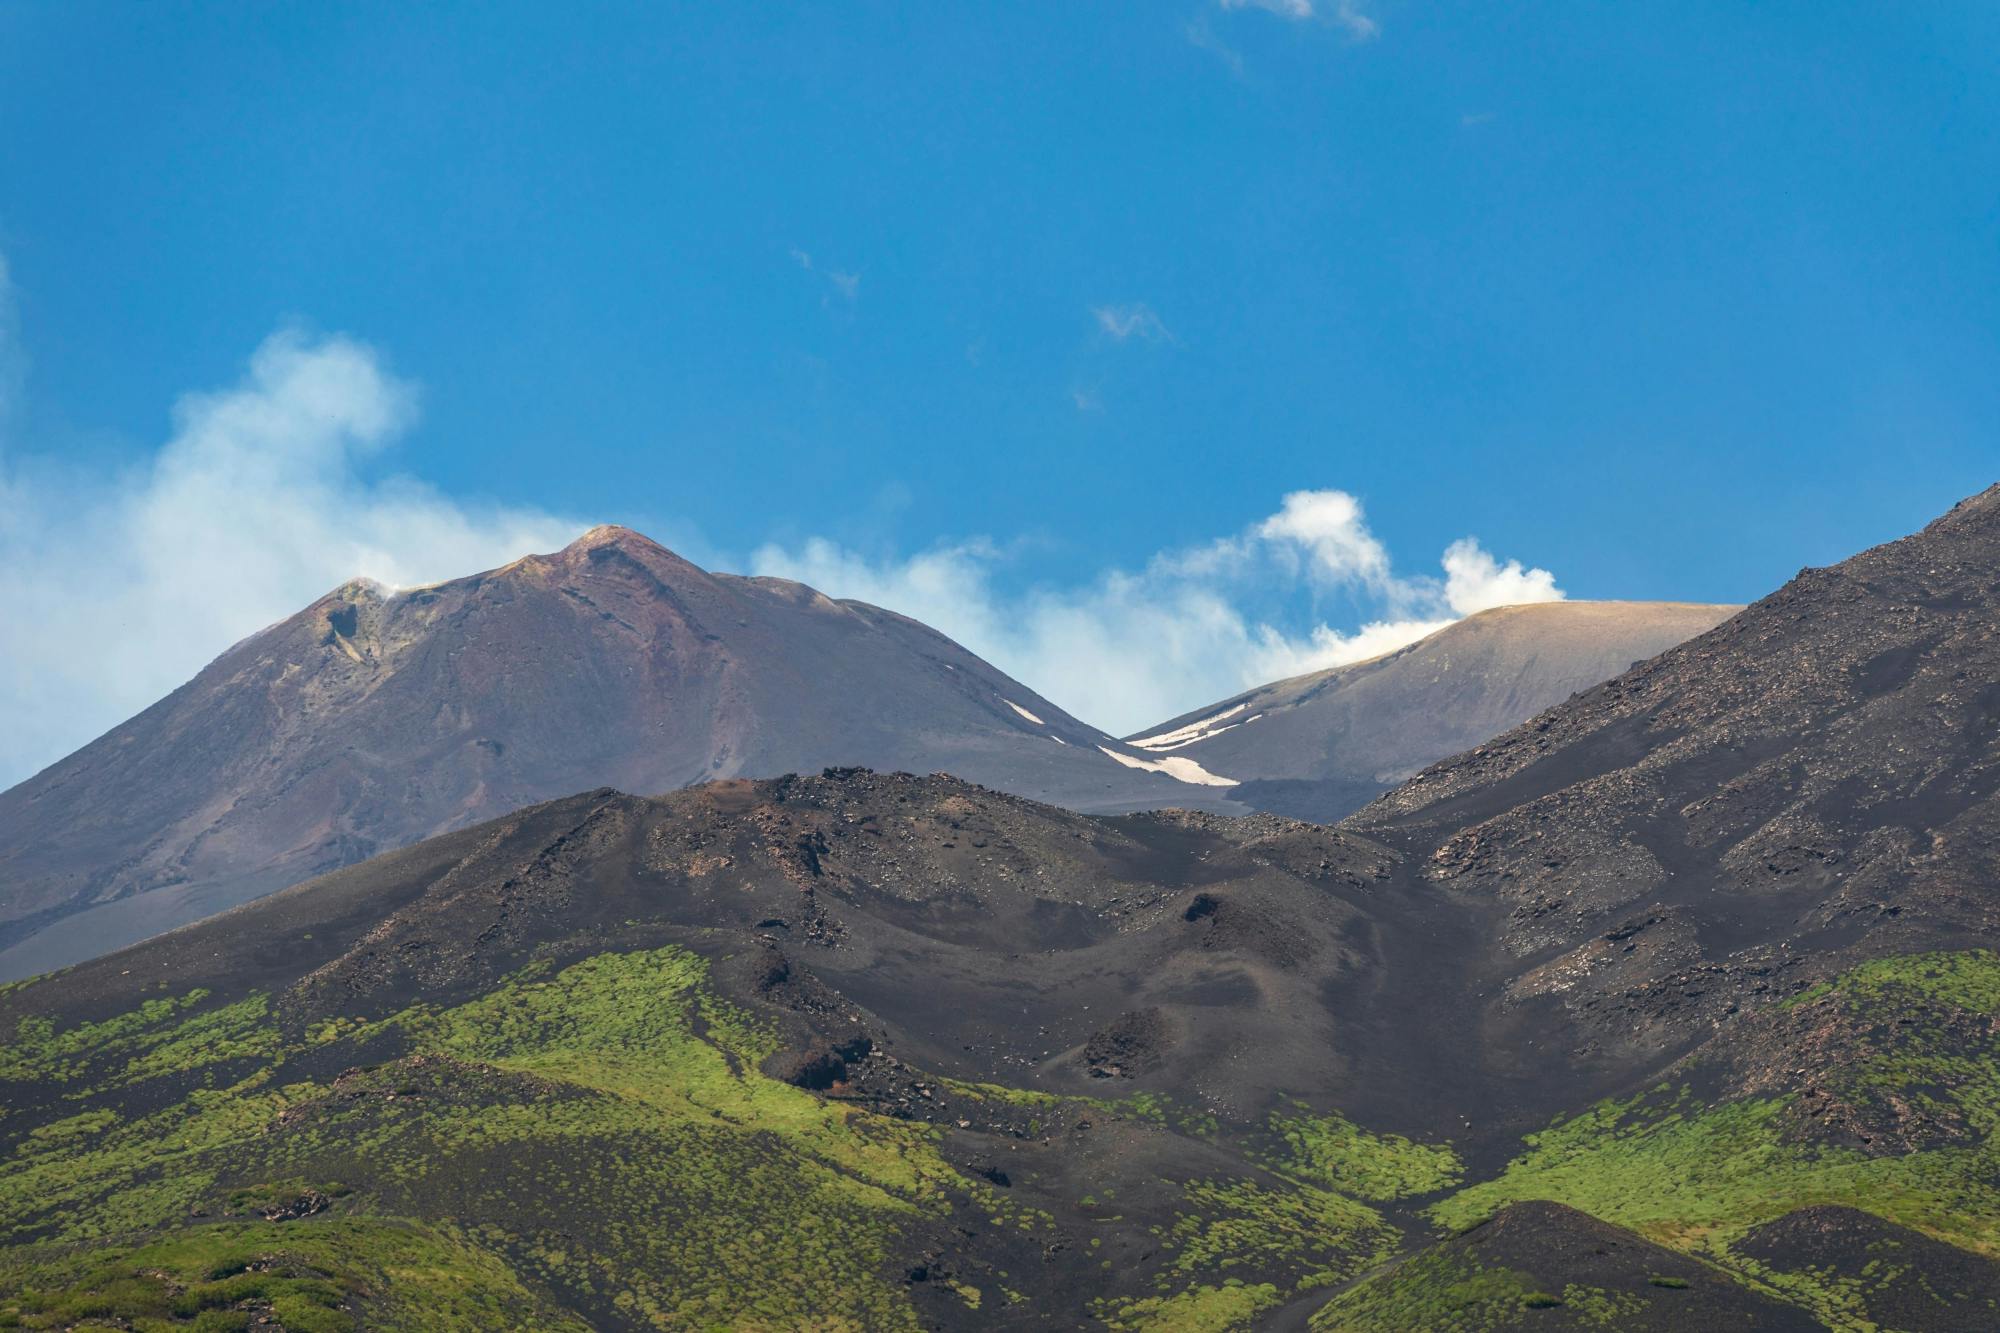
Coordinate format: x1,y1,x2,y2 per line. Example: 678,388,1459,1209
1096,745,1238,788
1129,702,1248,751
1142,722,1239,752
1005,700,1046,725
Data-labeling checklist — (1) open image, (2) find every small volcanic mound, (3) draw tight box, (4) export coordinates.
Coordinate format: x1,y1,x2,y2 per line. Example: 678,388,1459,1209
1188,893,1317,967
1318,1200,1823,1332
1736,1205,2000,1330
1083,1007,1171,1079
770,1033,875,1091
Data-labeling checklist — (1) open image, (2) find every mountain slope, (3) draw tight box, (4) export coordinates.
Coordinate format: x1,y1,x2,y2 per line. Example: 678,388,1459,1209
0,526,1242,979
7,764,2000,1330
1126,601,1738,822
1349,484,2000,1045
7,490,2000,1329
0,772,1477,1330
1312,483,2000,1328
1313,1201,1824,1331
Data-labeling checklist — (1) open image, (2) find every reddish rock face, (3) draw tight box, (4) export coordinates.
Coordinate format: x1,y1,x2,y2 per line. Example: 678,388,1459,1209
0,526,1235,977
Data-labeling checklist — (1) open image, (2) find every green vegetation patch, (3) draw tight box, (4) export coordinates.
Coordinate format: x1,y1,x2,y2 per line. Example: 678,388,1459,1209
1098,1278,1284,1332
1096,1171,1403,1330
0,944,1490,1329
1307,1244,1644,1332
0,989,275,1087
1434,950,2000,1257
0,947,1006,1329
1826,949,2000,1015
0,1215,588,1332
1160,1176,1393,1286
1425,949,2000,1322
1268,1103,1463,1202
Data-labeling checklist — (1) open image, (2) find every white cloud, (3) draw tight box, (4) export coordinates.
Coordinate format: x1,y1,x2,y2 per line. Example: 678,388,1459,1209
1245,615,1454,684
1185,19,1247,76
1221,0,1314,17
0,258,1560,774
1219,0,1378,38
753,489,1563,736
0,321,582,787
1440,537,1561,614
1330,1,1380,40
1092,303,1172,343
791,246,860,303
1255,488,1393,592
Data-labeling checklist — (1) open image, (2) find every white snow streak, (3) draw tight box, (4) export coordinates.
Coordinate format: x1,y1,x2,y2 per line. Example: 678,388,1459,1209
1129,702,1248,751
1140,722,1241,752
1096,745,1239,788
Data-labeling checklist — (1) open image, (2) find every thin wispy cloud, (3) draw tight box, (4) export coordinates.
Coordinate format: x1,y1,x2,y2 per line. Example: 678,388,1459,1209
1194,0,1375,74
1219,0,1379,39
1184,19,1246,76
790,246,861,303
1329,1,1380,40
753,488,1563,735
1221,0,1314,18
1092,302,1173,343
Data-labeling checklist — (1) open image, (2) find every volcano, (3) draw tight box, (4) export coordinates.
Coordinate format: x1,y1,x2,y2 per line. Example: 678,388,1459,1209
4,489,2000,1328
1128,600,1737,822
0,526,1244,978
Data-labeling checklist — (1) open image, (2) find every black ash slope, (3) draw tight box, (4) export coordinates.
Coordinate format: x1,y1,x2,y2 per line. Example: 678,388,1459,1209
1349,482,2000,1056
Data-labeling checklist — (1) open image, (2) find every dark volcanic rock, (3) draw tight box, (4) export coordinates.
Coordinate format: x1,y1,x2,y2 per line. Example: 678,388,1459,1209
7,770,1415,1121
0,767,1457,1327
1350,484,2000,1056
1082,1007,1171,1079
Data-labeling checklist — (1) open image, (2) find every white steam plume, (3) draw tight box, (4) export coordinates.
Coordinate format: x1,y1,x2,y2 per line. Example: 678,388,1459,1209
0,260,1562,776
0,321,582,786
753,489,1563,736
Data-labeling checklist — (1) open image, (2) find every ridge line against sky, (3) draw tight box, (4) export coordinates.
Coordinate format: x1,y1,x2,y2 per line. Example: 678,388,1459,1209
1,4,1995,780
0,309,1563,785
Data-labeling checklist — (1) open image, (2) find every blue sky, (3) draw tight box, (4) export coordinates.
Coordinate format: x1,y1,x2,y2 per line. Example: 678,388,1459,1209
0,2,1996,778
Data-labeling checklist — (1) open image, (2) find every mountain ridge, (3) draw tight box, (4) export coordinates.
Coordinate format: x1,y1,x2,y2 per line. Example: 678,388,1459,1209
0,526,1245,980
1128,599,1740,822
4,488,2000,1327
